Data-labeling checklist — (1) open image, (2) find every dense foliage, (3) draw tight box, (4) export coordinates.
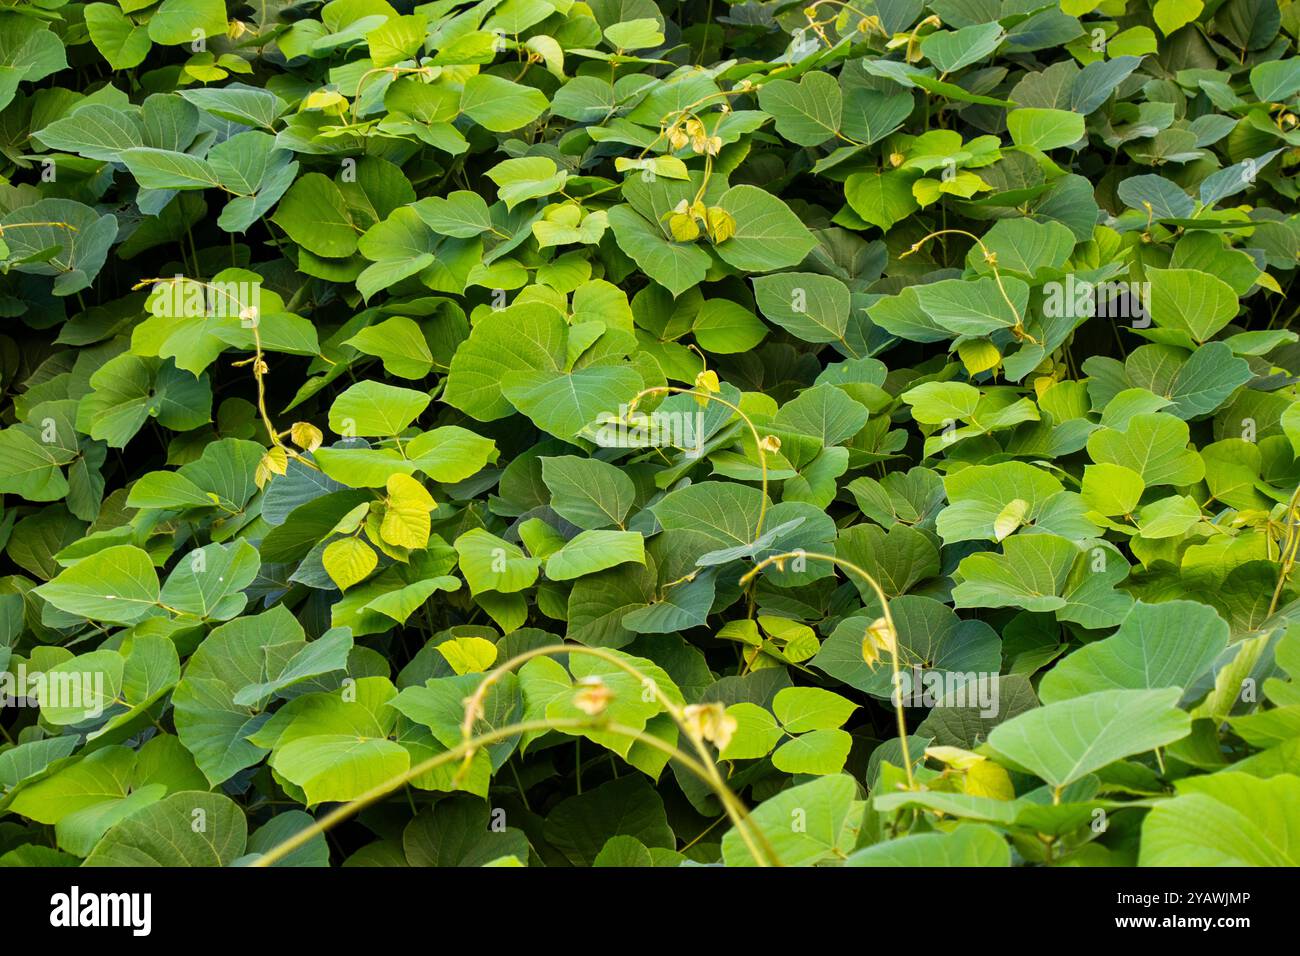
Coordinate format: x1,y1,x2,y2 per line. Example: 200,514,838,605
2,0,1300,868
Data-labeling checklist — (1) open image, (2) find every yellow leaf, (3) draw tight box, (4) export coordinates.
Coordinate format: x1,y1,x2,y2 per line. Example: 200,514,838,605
925,745,985,771
965,759,1016,800
435,636,498,675
1257,271,1283,294
862,616,896,667
666,212,700,242
993,498,1028,542
705,206,736,243
694,369,720,406
255,446,288,488
957,339,1001,376
290,421,323,451
364,509,409,562
380,473,435,549
544,202,582,227
323,537,377,591
303,89,348,113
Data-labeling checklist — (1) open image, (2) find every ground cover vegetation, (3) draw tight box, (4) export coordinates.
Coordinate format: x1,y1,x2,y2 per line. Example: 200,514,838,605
1,0,1299,867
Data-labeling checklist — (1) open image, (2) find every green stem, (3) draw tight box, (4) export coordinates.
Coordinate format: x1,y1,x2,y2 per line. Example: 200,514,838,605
741,550,916,790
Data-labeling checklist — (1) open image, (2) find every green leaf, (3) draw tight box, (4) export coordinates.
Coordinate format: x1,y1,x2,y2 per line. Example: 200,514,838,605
454,528,540,595
1007,108,1086,150
987,688,1191,789
232,629,354,707
345,316,434,379
1039,601,1228,703
413,190,494,237
446,300,640,438
35,545,160,624
604,18,664,51
1116,174,1194,220
721,774,859,866
272,173,360,258
920,23,1004,73
120,147,220,190
1153,0,1203,35
460,74,548,132
773,686,857,732
714,185,817,273
651,481,765,563
272,735,409,805
0,426,73,501
757,71,842,146
356,207,437,300
720,703,784,760
85,792,247,866
1080,462,1145,517
544,530,645,580
1140,772,1300,865
938,461,1079,543
844,170,918,232
402,798,530,866
1146,267,1239,344
753,272,851,345
544,776,674,865
813,595,1001,697
502,364,642,441
35,650,125,725
915,276,1028,335
607,204,709,297
146,0,227,46
328,380,431,437
159,540,260,621
1086,413,1205,487
404,426,498,482
541,455,636,529
83,4,151,70
692,298,769,353
488,157,568,210
771,728,852,774
846,825,1011,866
901,381,980,423
322,537,378,591
951,533,1080,613
179,85,288,129
34,104,143,160
1251,59,1300,102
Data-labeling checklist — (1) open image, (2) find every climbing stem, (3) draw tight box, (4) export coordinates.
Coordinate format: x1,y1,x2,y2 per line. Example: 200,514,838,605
132,276,315,468
1269,482,1300,615
740,550,916,790
902,228,1040,346
458,644,781,866
627,385,772,540
251,716,769,866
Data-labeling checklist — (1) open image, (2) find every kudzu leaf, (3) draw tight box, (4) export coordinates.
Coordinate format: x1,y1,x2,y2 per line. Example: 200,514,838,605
35,545,160,624
1039,601,1228,703
987,688,1191,789
757,72,842,146
544,530,645,580
328,380,431,437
